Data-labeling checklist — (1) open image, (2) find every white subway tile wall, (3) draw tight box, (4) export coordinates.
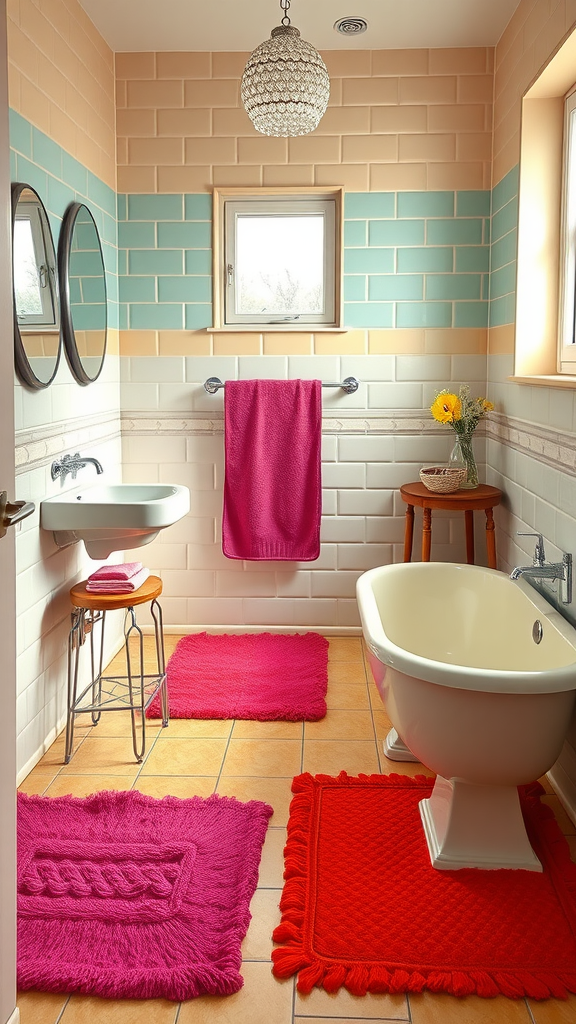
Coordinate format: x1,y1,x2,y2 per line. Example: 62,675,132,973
120,352,487,631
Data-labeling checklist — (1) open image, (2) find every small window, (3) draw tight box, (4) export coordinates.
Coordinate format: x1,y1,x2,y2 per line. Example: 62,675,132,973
559,88,576,369
13,200,58,329
213,188,342,329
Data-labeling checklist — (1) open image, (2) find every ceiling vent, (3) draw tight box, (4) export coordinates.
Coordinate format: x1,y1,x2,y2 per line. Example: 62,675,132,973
333,17,368,35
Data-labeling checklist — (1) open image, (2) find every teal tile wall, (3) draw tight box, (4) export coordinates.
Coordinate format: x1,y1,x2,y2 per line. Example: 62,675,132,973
119,189,491,331
489,165,518,329
118,193,213,330
9,110,119,330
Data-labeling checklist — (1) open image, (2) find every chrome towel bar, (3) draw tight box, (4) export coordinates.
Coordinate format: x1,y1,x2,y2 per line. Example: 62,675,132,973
204,376,359,394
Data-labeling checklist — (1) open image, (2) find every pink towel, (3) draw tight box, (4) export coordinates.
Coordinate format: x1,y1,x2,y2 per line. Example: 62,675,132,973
222,379,322,561
88,561,143,581
85,567,150,593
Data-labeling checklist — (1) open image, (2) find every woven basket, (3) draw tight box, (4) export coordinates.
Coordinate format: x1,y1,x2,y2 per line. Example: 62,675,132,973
419,466,466,493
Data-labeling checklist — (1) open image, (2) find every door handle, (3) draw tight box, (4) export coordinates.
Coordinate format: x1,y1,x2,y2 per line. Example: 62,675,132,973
0,490,35,539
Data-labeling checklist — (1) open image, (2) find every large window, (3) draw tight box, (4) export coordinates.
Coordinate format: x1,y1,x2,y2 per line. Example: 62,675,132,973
213,188,343,330
559,87,576,370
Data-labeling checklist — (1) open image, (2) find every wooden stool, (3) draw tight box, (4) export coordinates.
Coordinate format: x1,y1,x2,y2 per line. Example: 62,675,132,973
65,575,168,764
400,482,502,569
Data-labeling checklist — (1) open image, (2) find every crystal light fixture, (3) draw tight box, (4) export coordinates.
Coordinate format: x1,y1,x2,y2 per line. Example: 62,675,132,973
241,0,330,137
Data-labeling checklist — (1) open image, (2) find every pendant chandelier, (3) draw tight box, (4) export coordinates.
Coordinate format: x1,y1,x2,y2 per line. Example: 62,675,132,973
241,0,330,138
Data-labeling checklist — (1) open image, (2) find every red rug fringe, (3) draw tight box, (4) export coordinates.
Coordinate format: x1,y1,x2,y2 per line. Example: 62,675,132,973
271,772,576,1001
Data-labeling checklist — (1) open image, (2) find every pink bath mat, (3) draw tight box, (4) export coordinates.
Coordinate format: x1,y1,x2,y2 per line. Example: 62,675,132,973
17,789,272,1000
147,632,328,721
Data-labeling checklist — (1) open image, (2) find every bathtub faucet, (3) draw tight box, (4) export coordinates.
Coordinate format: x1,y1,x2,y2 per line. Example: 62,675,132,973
510,532,572,603
51,453,104,482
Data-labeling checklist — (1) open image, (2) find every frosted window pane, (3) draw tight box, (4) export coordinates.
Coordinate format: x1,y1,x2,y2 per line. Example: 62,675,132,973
14,219,43,316
236,215,324,316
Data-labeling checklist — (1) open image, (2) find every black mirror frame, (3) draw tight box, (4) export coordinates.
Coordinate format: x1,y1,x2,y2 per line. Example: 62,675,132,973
58,201,108,386
11,182,62,390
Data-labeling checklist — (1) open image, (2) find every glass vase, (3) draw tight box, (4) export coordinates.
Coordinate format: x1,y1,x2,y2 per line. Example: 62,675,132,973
449,430,479,488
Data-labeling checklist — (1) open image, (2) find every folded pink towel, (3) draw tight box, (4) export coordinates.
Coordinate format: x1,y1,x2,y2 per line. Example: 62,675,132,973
85,567,150,594
222,379,322,561
88,561,143,581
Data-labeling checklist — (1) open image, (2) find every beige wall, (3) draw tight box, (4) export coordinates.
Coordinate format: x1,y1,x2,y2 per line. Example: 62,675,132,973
493,0,576,186
116,48,493,194
7,0,116,187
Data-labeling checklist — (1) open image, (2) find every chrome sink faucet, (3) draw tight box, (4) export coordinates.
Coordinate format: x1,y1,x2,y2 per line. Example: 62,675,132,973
510,532,572,603
51,453,104,482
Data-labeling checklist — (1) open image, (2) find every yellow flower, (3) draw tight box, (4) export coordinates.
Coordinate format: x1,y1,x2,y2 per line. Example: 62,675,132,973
430,392,462,424
481,399,494,412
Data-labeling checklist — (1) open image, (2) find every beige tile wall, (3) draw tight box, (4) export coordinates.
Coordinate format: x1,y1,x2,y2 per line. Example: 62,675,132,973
116,48,494,194
493,0,576,185
7,0,116,188
118,328,488,359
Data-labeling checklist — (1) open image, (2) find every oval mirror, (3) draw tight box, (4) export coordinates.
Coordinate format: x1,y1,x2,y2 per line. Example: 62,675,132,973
58,202,107,385
11,182,61,389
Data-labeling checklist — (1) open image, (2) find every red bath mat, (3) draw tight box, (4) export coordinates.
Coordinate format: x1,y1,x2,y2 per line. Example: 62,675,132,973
147,631,328,721
272,773,576,1001
18,789,272,1000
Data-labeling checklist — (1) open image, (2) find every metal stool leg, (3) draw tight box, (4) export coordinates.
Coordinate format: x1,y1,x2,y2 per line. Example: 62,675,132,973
90,610,106,726
125,607,146,762
151,598,168,728
65,609,83,763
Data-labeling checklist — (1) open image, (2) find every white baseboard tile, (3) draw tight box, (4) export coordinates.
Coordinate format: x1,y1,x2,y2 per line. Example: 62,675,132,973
140,623,362,636
547,740,576,828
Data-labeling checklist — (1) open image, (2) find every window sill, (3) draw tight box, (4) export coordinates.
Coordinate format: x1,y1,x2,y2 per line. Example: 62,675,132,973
207,325,348,333
509,374,576,388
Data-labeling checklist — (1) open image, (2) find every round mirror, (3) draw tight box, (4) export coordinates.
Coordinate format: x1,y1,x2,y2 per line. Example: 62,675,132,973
58,202,107,385
11,182,61,389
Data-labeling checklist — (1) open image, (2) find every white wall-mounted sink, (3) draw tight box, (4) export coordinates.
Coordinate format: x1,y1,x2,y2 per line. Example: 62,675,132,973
40,483,190,559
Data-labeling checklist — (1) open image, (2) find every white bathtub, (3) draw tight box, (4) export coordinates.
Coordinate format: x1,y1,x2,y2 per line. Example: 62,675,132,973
356,562,576,870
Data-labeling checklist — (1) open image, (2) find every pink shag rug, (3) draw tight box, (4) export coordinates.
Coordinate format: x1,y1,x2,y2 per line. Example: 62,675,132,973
147,631,328,721
17,789,272,1000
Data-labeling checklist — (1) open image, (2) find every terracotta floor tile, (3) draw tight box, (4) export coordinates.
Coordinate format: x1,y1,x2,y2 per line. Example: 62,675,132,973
140,736,228,776
178,961,293,1024
60,994,179,1023
242,888,281,961
380,752,431,778
328,662,368,686
231,720,303,740
409,992,533,1023
18,768,60,795
133,775,217,799
258,827,286,887
372,708,393,738
58,736,149,776
327,637,364,661
528,995,576,1023
17,990,69,1024
86,711,163,738
326,682,370,710
221,738,302,778
215,776,294,826
295,985,409,1020
157,718,233,738
37,733,77,768
305,710,374,741
302,739,379,777
44,774,135,798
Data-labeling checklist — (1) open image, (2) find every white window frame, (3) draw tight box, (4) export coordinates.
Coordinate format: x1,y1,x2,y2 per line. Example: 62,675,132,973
212,187,343,331
14,201,58,330
558,87,576,369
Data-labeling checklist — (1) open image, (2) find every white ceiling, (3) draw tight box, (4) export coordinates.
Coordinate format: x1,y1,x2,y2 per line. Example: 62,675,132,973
78,0,522,53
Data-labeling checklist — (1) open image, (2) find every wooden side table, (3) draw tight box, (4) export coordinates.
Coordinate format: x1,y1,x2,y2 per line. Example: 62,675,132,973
400,482,502,568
